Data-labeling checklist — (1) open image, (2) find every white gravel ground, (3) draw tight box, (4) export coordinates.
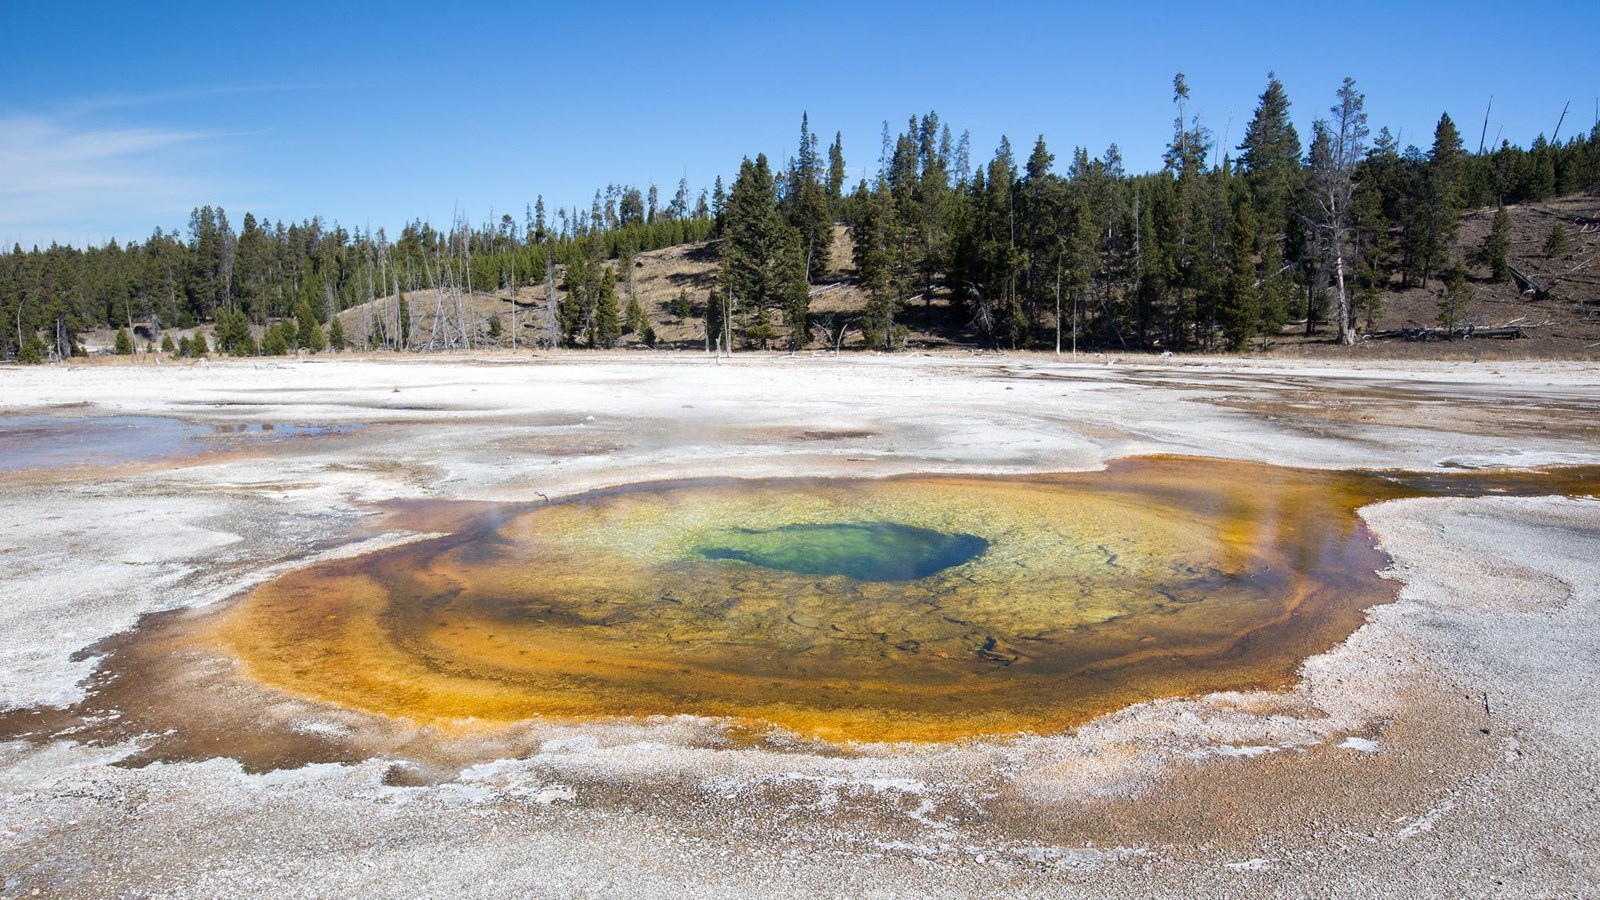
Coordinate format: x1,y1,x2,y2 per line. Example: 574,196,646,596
1,351,1598,898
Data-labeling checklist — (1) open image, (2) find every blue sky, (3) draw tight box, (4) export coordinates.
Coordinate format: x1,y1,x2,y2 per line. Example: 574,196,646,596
2,1,1595,249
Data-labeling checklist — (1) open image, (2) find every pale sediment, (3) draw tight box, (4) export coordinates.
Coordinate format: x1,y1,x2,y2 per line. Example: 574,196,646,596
1,352,1597,897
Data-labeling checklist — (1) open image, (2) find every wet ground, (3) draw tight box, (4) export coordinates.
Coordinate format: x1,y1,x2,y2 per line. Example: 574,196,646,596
2,353,1598,898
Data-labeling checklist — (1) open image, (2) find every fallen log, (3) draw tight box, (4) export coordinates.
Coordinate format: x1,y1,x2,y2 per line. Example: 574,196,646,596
1365,323,1529,341
1509,265,1554,300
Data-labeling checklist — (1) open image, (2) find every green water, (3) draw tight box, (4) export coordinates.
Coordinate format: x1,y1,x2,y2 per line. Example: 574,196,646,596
697,521,989,582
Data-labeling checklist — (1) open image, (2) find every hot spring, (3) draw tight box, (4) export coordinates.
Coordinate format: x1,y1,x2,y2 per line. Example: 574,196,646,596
200,455,1499,742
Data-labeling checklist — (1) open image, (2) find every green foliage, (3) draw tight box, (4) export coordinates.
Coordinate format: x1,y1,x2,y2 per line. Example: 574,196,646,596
18,336,43,364
189,330,209,356
784,113,834,283
294,301,325,353
113,326,133,355
1220,196,1261,351
1544,223,1569,257
4,90,1597,359
720,154,810,348
1438,262,1472,334
260,321,293,355
326,315,346,351
160,334,175,353
487,313,503,338
1482,206,1512,283
623,294,647,337
1238,73,1302,246
214,309,258,356
1412,113,1467,286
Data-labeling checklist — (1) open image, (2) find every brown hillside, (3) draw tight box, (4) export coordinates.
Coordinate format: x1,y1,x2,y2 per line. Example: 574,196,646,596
328,196,1600,356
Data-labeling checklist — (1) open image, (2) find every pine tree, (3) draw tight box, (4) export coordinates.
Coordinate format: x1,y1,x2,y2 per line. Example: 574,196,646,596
260,322,289,355
327,314,346,351
396,289,411,349
1221,195,1261,351
1544,223,1569,257
827,132,847,211
1237,73,1302,249
721,154,809,346
589,267,621,348
1482,205,1512,282
786,114,833,282
1438,261,1472,335
1419,113,1466,285
214,309,258,356
623,292,648,336
1258,240,1294,332
853,182,904,349
295,300,325,352
672,288,693,320
113,326,133,355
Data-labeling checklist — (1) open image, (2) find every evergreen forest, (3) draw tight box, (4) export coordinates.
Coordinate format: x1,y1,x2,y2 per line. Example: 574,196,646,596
4,75,1598,361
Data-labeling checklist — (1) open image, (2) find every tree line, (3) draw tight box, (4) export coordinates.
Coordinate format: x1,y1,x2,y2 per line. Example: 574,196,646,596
5,74,1598,360
1,181,715,361
708,77,1598,353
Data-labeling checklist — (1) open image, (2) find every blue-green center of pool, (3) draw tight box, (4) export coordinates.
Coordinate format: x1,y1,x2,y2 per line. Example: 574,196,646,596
697,521,989,582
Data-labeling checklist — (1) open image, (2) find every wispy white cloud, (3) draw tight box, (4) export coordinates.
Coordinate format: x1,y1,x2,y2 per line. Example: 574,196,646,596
0,83,336,248
0,113,230,247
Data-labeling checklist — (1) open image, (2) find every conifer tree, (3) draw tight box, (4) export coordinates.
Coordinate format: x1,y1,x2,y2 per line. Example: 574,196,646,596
295,300,325,352
589,267,621,348
853,183,904,349
1238,73,1303,250
623,292,648,336
1544,223,1569,257
327,314,346,351
113,326,133,355
1221,195,1261,351
786,114,833,282
1438,261,1472,334
1482,205,1512,282
1418,113,1466,285
827,132,847,210
260,322,289,355
721,154,809,346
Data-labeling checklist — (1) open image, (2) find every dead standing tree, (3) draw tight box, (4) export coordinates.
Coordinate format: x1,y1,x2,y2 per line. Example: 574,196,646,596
1309,77,1369,346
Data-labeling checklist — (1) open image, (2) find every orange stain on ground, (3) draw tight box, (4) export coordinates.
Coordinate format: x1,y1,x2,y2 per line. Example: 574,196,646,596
206,457,1597,743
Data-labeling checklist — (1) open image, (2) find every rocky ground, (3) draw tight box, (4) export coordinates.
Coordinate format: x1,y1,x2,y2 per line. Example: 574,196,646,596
1,350,1598,898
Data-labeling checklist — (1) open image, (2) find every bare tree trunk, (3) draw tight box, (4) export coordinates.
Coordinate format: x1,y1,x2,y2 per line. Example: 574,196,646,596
1335,244,1355,345
1054,256,1061,356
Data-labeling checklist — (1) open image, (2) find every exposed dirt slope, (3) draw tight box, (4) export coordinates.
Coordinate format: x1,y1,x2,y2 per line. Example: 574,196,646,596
301,194,1600,357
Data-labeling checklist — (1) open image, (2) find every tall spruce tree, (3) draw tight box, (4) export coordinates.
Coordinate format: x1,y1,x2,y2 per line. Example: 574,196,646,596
720,155,810,348
1418,113,1466,286
827,132,847,211
1221,193,1261,351
1237,73,1302,252
785,113,833,283
1482,205,1512,282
